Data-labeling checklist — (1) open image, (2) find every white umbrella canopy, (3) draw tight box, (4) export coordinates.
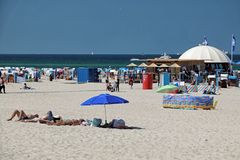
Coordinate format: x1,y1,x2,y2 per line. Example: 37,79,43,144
179,45,230,63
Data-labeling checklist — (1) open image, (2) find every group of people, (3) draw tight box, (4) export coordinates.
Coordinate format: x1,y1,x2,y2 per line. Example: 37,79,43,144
7,109,131,129
105,76,134,92
105,77,120,92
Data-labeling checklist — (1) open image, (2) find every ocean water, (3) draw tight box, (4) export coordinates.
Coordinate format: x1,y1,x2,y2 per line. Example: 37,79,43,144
0,54,239,69
0,54,172,68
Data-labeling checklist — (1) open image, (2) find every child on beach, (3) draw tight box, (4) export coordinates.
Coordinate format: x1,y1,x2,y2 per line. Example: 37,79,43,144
20,83,32,90
129,77,133,89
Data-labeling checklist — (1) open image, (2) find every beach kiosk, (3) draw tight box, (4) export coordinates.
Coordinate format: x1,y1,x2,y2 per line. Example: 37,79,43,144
77,67,99,83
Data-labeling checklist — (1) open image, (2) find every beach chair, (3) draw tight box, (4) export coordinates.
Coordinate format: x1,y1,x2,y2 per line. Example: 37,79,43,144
203,81,216,95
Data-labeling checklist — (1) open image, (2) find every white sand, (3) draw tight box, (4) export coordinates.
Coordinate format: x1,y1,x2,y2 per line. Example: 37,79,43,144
1,79,240,160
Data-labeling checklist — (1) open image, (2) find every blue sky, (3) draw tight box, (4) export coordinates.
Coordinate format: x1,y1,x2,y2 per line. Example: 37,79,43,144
0,0,239,54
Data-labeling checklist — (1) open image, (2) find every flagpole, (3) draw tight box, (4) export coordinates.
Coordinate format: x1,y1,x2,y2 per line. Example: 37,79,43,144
231,36,233,72
230,34,236,73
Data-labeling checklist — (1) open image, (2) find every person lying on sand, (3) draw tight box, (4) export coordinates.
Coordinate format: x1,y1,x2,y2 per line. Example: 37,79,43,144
100,118,143,129
7,110,62,123
7,109,39,121
43,119,86,126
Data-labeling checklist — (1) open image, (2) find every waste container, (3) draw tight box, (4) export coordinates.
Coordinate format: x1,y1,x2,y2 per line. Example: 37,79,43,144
143,73,152,89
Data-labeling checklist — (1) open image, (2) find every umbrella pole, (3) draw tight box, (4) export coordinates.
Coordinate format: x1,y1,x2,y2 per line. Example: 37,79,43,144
104,105,107,124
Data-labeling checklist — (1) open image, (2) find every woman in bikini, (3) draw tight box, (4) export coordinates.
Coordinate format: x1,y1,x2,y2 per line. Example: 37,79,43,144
7,110,39,121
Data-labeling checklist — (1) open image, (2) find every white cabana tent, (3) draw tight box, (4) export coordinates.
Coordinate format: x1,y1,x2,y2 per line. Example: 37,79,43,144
179,45,230,63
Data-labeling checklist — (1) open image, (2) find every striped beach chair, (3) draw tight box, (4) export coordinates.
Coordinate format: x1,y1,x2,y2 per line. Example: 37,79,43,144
187,83,209,93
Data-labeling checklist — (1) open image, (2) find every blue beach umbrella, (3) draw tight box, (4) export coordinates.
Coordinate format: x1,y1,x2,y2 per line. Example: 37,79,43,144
81,94,129,123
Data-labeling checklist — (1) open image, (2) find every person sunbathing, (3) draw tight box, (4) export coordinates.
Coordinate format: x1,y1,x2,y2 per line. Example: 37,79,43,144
7,110,61,123
44,119,86,126
100,119,141,129
7,109,39,121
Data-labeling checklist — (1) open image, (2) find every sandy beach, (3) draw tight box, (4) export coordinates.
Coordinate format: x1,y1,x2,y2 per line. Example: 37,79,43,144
1,80,240,160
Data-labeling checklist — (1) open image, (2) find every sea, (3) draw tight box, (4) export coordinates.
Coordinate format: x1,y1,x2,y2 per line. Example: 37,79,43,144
0,54,240,69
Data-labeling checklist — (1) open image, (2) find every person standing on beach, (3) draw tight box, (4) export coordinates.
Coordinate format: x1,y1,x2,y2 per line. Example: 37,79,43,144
0,77,6,94
105,76,109,91
116,76,120,92
129,77,133,89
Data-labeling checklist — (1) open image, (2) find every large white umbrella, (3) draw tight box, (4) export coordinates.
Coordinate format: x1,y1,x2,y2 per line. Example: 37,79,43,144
179,45,230,63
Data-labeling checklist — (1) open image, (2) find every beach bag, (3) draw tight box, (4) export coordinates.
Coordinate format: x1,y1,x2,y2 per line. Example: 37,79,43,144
112,119,125,128
91,118,102,127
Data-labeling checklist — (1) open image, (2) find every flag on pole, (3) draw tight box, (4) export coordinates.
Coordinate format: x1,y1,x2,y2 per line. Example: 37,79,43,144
202,36,208,45
231,35,236,52
231,35,236,65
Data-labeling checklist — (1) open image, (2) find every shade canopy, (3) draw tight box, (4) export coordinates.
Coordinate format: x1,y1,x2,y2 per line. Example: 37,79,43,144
170,63,181,68
138,63,148,67
127,63,137,67
81,94,129,106
147,63,158,67
159,64,169,68
81,94,129,123
179,45,230,63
